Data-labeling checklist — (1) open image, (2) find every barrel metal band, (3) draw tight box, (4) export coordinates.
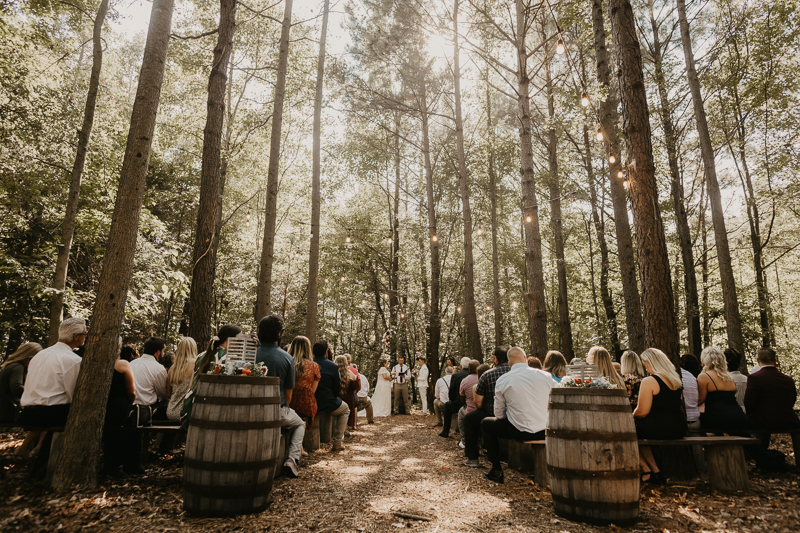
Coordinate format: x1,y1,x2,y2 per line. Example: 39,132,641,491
184,457,277,471
183,481,272,499
547,402,631,412
550,388,627,397
552,493,639,511
546,429,638,442
194,396,281,406
547,465,640,480
189,419,282,430
199,374,279,385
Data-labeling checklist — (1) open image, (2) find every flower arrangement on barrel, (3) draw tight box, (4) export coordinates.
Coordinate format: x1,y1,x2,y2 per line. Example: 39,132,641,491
207,361,268,377
558,376,619,389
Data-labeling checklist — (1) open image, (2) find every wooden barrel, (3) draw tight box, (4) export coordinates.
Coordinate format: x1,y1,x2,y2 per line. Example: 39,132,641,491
183,374,281,516
546,388,640,526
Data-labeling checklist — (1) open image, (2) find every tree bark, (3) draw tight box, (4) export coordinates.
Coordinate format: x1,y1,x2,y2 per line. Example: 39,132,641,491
421,84,441,376
515,0,547,358
647,0,701,356
608,0,680,362
255,0,293,321
453,0,482,360
188,0,237,348
48,0,110,346
51,0,174,491
591,0,645,353
486,85,503,347
306,0,329,342
389,115,401,358
676,0,744,355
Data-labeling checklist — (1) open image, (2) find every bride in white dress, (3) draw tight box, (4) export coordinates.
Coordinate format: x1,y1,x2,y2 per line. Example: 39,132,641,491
372,360,392,417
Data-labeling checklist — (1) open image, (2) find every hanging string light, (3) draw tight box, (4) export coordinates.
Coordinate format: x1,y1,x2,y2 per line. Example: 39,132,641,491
341,275,346,282
477,226,483,235
609,155,616,164
401,313,406,319
581,93,589,107
456,306,462,312
431,235,438,242
596,128,604,142
512,300,518,307
345,233,351,243
387,237,392,244
617,170,624,179
556,37,565,55
246,211,251,227
526,215,532,223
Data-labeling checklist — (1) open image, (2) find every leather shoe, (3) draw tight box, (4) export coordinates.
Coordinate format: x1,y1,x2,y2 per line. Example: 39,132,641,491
438,431,449,438
484,469,504,484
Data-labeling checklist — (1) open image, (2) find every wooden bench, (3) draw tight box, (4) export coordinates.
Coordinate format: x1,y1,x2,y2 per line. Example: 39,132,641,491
507,439,547,486
690,428,800,460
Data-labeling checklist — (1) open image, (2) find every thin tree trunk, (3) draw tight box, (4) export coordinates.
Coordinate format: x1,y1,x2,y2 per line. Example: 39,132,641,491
48,0,110,346
584,216,603,340
648,0,701,356
51,0,174,490
486,86,503,347
700,184,710,347
389,115,401,358
188,0,237,348
591,0,645,353
306,0,329,342
421,85,441,376
515,0,547,358
608,0,680,363
676,0,744,355
255,0,293,321
453,0,482,360
544,45,573,359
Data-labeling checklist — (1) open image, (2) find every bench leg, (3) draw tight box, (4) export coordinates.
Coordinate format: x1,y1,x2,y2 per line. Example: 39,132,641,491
531,444,548,487
318,412,332,444
706,444,748,491
507,440,522,470
45,432,63,486
303,417,320,452
274,433,288,478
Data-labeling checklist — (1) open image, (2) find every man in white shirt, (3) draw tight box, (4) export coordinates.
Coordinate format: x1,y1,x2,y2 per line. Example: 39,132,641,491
19,317,87,473
391,357,412,415
480,347,555,483
415,356,429,415
130,337,168,408
355,365,373,424
434,366,454,425
725,348,748,412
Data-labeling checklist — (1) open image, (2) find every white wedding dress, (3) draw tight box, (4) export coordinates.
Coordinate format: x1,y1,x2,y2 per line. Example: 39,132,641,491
372,367,392,417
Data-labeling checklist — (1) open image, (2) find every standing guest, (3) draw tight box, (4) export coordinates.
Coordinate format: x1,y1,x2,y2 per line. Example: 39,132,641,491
681,366,701,430
288,336,321,427
587,346,625,389
480,347,555,481
634,348,687,484
527,356,542,369
372,360,392,417
391,356,412,415
446,357,457,370
745,347,800,450
416,356,429,414
724,348,747,412
166,338,197,421
19,317,86,474
256,315,305,478
464,347,510,468
680,353,702,378
543,351,567,382
433,366,454,426
159,352,174,372
439,357,471,438
355,366,374,423
120,344,139,362
1,342,44,458
341,354,359,430
313,340,350,451
457,360,480,449
698,346,747,432
102,338,138,477
620,350,646,409
335,355,360,434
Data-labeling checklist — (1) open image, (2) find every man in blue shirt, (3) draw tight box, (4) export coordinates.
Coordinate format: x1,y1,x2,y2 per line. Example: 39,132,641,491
256,315,305,478
312,340,350,451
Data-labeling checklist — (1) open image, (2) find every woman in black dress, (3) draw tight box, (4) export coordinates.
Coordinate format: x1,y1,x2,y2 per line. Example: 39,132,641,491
102,340,138,476
697,347,747,432
634,348,687,484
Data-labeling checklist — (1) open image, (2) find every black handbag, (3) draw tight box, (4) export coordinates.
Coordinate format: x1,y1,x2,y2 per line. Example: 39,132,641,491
125,405,153,428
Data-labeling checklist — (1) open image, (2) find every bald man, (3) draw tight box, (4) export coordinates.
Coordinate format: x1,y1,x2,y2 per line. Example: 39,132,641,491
479,347,556,483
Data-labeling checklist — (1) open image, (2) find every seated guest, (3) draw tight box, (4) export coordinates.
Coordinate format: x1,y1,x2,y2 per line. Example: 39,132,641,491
457,360,480,449
439,357,471,438
335,355,360,435
256,315,305,478
19,317,86,474
620,350,645,409
480,347,554,483
288,336,321,428
724,348,747,412
159,352,174,371
587,346,625,389
0,342,44,458
166,338,197,421
354,365,373,424
433,366,454,426
543,351,566,382
102,338,138,476
698,346,747,432
745,348,800,450
344,354,359,429
680,353,701,378
464,347,510,468
313,340,350,452
634,348,688,484
119,344,139,362
681,365,701,430
527,356,542,369
131,337,169,411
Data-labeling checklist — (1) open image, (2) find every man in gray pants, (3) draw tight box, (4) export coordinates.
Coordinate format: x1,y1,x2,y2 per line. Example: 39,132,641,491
313,340,350,451
392,357,412,414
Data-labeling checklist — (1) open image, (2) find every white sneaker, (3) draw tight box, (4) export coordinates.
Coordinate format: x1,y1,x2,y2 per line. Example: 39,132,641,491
458,440,465,449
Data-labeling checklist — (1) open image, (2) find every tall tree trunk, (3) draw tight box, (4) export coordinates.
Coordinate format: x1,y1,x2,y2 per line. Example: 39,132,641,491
608,0,680,363
255,0,293,321
591,0,645,353
676,0,744,355
544,45,573,359
306,0,329,342
486,86,503,347
700,185,710,346
515,0,547,358
648,0,701,356
453,0,482,360
188,0,237,348
51,0,174,491
389,115,401,358
421,85,441,376
48,0,110,346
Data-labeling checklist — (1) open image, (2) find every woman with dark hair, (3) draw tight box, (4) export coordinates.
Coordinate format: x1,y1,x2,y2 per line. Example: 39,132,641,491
119,344,139,362
543,351,567,382
680,353,702,377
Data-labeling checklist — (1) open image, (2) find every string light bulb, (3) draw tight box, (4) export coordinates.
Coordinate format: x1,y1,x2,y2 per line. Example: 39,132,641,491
341,276,346,282
401,313,406,318
387,237,392,244
294,251,299,257
361,299,366,304
556,37,565,55
581,93,589,107
246,211,251,227
486,305,491,311
512,300,518,307
477,227,483,235
441,318,445,323
432,235,438,242
384,293,389,298
421,302,425,307
617,170,624,179
457,306,461,312
596,128,604,142
526,215,532,223
609,155,616,164
345,234,351,243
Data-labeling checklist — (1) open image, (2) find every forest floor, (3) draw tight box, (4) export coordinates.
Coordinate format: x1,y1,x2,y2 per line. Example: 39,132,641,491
1,415,799,533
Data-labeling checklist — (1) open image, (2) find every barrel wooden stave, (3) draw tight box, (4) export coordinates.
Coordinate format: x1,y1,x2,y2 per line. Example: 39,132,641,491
546,388,640,525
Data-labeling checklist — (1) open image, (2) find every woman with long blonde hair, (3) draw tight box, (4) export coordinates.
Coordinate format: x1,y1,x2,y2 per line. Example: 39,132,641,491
586,346,625,389
166,337,197,421
697,347,747,432
288,336,321,426
633,348,687,484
